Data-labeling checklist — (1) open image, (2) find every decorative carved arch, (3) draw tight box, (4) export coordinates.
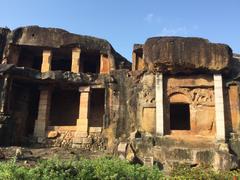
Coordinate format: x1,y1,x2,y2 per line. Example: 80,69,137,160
167,87,193,104
167,87,214,107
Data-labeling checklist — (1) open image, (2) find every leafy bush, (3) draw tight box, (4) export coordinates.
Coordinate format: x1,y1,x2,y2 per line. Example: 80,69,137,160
0,158,31,180
170,164,240,179
0,157,163,180
1,157,240,179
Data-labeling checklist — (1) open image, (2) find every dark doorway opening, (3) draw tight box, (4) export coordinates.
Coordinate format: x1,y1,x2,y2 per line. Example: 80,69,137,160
50,89,79,126
18,46,42,70
51,58,71,71
170,103,190,130
10,81,40,145
89,88,105,127
26,85,40,136
51,48,71,71
80,52,100,73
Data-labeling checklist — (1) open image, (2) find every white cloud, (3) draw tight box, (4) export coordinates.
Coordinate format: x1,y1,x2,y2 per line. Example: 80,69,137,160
159,26,188,36
144,13,165,24
144,13,154,23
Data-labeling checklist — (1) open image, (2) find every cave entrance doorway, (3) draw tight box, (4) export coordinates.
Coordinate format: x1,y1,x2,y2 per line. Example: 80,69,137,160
49,89,79,126
10,81,40,145
80,51,100,73
51,48,72,71
170,103,190,130
89,88,105,127
18,46,42,71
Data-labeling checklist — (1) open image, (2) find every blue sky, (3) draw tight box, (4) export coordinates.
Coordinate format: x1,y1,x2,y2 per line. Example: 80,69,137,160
0,0,239,60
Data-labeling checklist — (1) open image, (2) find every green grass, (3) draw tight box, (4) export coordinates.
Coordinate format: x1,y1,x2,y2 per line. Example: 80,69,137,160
0,157,240,179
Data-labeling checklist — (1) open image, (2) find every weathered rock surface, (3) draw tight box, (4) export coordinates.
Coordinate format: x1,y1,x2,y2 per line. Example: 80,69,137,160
3,26,130,68
143,37,233,73
15,148,33,160
0,25,239,171
0,28,10,60
11,26,110,51
0,149,5,159
229,54,240,79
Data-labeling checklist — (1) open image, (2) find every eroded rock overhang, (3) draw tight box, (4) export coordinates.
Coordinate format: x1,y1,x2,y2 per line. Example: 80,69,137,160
143,37,233,74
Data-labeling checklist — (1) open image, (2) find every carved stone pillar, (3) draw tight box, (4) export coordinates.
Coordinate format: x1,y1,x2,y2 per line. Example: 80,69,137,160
41,50,52,72
34,88,52,140
156,73,164,136
100,54,110,74
108,54,116,71
71,48,81,73
132,51,137,71
228,84,240,133
214,74,225,141
75,86,90,138
0,75,11,115
0,75,11,131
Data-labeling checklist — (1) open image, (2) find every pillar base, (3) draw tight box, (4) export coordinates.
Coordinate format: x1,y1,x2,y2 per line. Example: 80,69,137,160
76,118,88,132
36,137,46,143
73,131,89,144
34,120,46,138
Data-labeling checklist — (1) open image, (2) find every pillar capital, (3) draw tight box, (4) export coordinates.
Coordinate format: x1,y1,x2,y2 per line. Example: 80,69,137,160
79,86,90,92
42,50,52,56
72,47,81,53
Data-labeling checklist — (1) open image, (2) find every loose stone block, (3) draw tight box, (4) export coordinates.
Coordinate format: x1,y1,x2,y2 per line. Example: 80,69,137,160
118,142,128,153
143,156,154,167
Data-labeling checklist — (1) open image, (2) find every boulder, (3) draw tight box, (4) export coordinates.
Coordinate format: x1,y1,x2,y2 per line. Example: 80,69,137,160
15,148,23,159
47,131,59,139
0,149,5,159
15,148,33,160
143,156,154,167
117,142,128,154
143,37,232,73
